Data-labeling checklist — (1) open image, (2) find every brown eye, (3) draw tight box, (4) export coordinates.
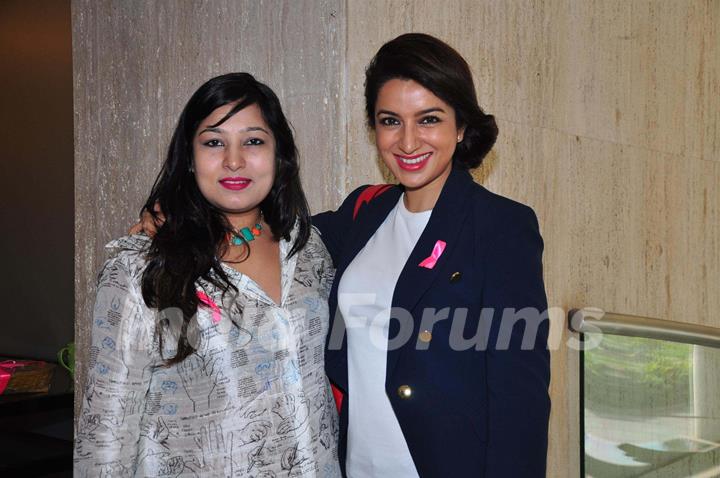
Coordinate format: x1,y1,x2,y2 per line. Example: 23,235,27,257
203,139,223,147
379,117,400,126
420,115,440,124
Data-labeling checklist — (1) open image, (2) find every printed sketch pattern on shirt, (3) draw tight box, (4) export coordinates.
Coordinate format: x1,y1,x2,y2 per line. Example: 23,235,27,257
74,231,340,477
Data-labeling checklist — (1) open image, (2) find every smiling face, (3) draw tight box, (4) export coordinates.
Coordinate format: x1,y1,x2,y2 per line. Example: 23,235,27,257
374,79,464,210
193,102,275,227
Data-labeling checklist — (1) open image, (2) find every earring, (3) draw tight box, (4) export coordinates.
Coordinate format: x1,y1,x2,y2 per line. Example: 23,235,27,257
189,164,195,173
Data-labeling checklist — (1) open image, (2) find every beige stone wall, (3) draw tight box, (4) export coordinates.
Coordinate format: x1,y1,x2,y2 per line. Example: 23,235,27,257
74,1,719,475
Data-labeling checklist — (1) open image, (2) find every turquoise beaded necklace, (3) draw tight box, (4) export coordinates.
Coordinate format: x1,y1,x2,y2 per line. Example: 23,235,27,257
228,222,263,246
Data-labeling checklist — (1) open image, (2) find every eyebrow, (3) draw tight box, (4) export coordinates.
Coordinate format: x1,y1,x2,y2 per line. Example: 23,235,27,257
376,107,447,117
197,126,270,135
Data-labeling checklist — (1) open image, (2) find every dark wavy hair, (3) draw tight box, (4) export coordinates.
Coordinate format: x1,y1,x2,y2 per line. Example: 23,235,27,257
141,72,311,365
365,33,498,169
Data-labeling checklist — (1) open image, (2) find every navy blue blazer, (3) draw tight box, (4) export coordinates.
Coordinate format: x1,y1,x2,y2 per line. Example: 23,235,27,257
313,167,551,477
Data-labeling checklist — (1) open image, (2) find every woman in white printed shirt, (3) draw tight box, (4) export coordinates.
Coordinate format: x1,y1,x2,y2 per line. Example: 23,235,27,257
74,73,341,478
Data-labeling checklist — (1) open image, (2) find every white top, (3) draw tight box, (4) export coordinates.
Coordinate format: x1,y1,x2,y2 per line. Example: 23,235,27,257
338,194,431,478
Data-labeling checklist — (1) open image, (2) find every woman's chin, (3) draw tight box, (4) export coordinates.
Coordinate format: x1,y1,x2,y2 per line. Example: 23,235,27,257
384,166,422,188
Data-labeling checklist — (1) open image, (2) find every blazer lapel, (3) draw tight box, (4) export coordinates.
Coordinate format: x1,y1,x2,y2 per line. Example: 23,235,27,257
338,186,403,274
386,168,475,377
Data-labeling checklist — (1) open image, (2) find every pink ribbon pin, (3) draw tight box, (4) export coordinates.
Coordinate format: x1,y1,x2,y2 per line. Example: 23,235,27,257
418,240,446,269
196,291,222,324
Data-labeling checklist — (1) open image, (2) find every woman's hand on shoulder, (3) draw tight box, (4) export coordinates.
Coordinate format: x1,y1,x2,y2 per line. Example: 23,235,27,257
128,202,164,237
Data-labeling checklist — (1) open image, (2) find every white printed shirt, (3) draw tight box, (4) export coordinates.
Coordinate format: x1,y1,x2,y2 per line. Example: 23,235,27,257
74,230,340,478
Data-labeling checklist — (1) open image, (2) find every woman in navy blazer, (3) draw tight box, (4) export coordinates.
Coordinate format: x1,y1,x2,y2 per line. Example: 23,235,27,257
313,33,551,477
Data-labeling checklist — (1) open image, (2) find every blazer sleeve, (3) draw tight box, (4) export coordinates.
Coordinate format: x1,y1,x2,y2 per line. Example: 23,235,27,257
481,205,551,477
311,185,368,266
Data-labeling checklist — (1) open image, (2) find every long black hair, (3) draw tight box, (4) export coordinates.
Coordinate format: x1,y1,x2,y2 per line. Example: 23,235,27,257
365,33,498,169
141,72,311,365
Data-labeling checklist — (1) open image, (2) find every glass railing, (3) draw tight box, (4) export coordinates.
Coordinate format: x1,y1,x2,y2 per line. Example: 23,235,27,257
570,310,720,478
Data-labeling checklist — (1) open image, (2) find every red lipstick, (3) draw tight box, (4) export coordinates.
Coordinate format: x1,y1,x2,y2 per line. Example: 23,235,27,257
394,152,432,171
219,177,251,190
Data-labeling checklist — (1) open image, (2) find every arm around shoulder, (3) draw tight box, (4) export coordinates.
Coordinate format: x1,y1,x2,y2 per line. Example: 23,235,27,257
311,185,370,266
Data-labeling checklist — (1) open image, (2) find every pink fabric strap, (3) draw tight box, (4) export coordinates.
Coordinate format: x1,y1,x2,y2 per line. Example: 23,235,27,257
353,184,393,220
196,291,222,324
331,383,343,413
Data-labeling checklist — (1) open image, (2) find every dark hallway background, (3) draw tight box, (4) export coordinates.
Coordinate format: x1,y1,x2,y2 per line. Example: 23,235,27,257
0,0,74,361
